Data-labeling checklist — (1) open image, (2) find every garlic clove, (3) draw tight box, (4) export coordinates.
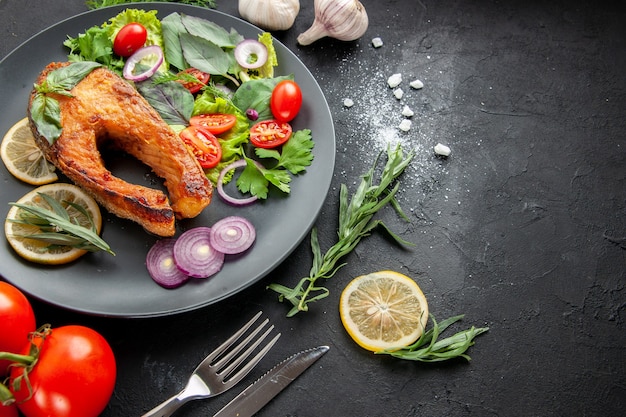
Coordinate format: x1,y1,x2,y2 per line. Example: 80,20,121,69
238,0,300,31
297,0,369,45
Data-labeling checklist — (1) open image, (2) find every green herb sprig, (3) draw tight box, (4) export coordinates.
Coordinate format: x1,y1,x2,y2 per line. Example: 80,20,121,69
377,315,489,362
268,144,414,316
9,193,115,255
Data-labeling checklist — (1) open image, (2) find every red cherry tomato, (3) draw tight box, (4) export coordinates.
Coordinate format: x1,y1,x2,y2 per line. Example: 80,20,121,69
189,113,237,135
0,282,36,376
113,22,148,57
270,80,302,123
0,404,18,417
249,120,293,149
177,68,210,94
10,325,116,417
180,126,222,169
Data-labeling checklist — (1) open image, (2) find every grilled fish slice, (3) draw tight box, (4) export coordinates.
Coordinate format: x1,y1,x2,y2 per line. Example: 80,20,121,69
28,62,212,237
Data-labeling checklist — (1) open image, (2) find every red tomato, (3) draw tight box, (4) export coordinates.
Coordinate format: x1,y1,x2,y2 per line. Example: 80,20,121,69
10,325,116,417
113,23,148,57
180,126,222,169
0,282,36,376
189,113,237,135
270,80,302,122
177,68,210,94
0,404,18,417
249,120,293,149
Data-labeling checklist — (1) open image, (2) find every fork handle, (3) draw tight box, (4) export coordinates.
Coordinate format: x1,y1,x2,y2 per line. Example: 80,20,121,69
141,390,192,417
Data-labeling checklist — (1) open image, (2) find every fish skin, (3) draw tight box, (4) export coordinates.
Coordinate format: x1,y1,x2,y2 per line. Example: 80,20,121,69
28,62,212,237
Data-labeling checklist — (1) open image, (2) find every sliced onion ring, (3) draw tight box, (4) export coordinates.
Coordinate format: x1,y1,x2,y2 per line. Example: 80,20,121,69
217,159,263,206
234,39,268,69
173,227,225,278
146,239,190,289
123,45,164,81
209,216,256,255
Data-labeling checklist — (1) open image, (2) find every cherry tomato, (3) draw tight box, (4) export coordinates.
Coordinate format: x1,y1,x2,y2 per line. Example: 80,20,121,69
249,120,293,149
270,80,302,123
0,404,18,417
189,113,237,135
180,126,222,169
113,22,148,57
177,68,210,94
10,325,116,417
0,282,36,376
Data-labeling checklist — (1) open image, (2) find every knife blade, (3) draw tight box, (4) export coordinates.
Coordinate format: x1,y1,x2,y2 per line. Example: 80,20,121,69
212,345,329,417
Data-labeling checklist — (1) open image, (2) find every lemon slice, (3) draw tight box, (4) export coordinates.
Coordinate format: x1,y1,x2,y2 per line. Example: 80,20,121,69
5,183,102,265
1,118,58,185
339,270,429,352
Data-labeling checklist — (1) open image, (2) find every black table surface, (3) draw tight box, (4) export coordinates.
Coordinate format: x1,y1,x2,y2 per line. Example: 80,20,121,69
1,0,625,416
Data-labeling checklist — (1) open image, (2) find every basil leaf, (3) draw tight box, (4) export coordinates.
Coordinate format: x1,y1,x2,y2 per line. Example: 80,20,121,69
30,94,62,145
179,32,230,76
232,75,292,124
161,12,187,71
136,80,194,126
180,14,242,48
46,61,102,91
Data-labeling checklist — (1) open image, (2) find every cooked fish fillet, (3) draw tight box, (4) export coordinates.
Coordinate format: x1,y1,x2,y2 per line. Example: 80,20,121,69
28,62,212,237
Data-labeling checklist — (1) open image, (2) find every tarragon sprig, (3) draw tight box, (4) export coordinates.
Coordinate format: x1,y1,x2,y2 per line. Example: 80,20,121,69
378,315,489,362
268,144,414,316
8,193,115,255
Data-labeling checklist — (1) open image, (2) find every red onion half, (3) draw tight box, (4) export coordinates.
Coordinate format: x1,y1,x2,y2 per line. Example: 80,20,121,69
122,45,164,81
173,227,225,278
146,239,190,289
209,216,256,255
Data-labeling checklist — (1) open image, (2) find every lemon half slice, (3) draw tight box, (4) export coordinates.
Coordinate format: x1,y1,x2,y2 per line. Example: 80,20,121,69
339,270,429,352
5,183,102,265
1,118,57,185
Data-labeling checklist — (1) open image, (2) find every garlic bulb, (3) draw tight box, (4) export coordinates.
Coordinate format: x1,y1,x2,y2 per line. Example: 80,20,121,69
297,0,368,45
239,0,300,31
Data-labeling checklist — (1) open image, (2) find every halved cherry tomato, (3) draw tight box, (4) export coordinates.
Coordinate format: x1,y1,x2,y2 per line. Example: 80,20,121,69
0,281,36,376
10,325,116,417
189,113,237,135
270,80,302,123
177,68,210,94
249,120,293,149
180,126,222,169
113,22,148,57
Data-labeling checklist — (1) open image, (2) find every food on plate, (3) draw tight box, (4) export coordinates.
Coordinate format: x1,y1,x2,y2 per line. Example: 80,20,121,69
112,22,148,57
0,282,36,376
270,79,302,123
0,118,57,185
339,270,429,352
8,325,116,417
28,62,212,237
179,125,222,169
249,119,292,148
5,183,110,265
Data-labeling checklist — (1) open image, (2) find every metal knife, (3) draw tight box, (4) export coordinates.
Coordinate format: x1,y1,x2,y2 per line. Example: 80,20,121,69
212,345,329,417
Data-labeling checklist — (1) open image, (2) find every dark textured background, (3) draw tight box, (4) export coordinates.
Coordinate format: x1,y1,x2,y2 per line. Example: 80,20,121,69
1,0,625,416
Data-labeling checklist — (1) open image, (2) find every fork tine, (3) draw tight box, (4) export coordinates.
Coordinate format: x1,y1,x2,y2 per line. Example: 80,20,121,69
221,331,281,388
216,322,276,379
201,311,263,366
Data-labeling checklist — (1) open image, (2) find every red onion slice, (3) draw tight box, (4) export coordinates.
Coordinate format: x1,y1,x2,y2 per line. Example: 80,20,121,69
122,45,164,81
209,216,256,254
217,159,260,206
173,227,225,278
234,39,268,69
146,239,190,289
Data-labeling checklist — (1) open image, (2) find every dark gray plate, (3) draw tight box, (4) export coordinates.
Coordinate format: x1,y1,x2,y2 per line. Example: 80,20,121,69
0,4,335,317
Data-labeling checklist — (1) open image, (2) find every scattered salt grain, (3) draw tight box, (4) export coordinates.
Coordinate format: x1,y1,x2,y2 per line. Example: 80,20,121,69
399,119,412,132
387,73,402,88
434,143,451,156
410,79,424,89
401,105,414,117
371,37,383,48
393,88,404,99
343,98,354,108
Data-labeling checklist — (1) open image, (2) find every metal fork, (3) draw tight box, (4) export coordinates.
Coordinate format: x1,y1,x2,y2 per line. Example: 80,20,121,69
141,311,281,417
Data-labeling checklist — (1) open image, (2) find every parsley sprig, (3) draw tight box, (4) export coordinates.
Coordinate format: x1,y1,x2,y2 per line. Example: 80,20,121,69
268,144,414,316
377,315,489,362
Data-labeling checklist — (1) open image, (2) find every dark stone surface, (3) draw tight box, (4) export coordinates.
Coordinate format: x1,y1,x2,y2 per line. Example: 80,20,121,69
1,0,625,416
